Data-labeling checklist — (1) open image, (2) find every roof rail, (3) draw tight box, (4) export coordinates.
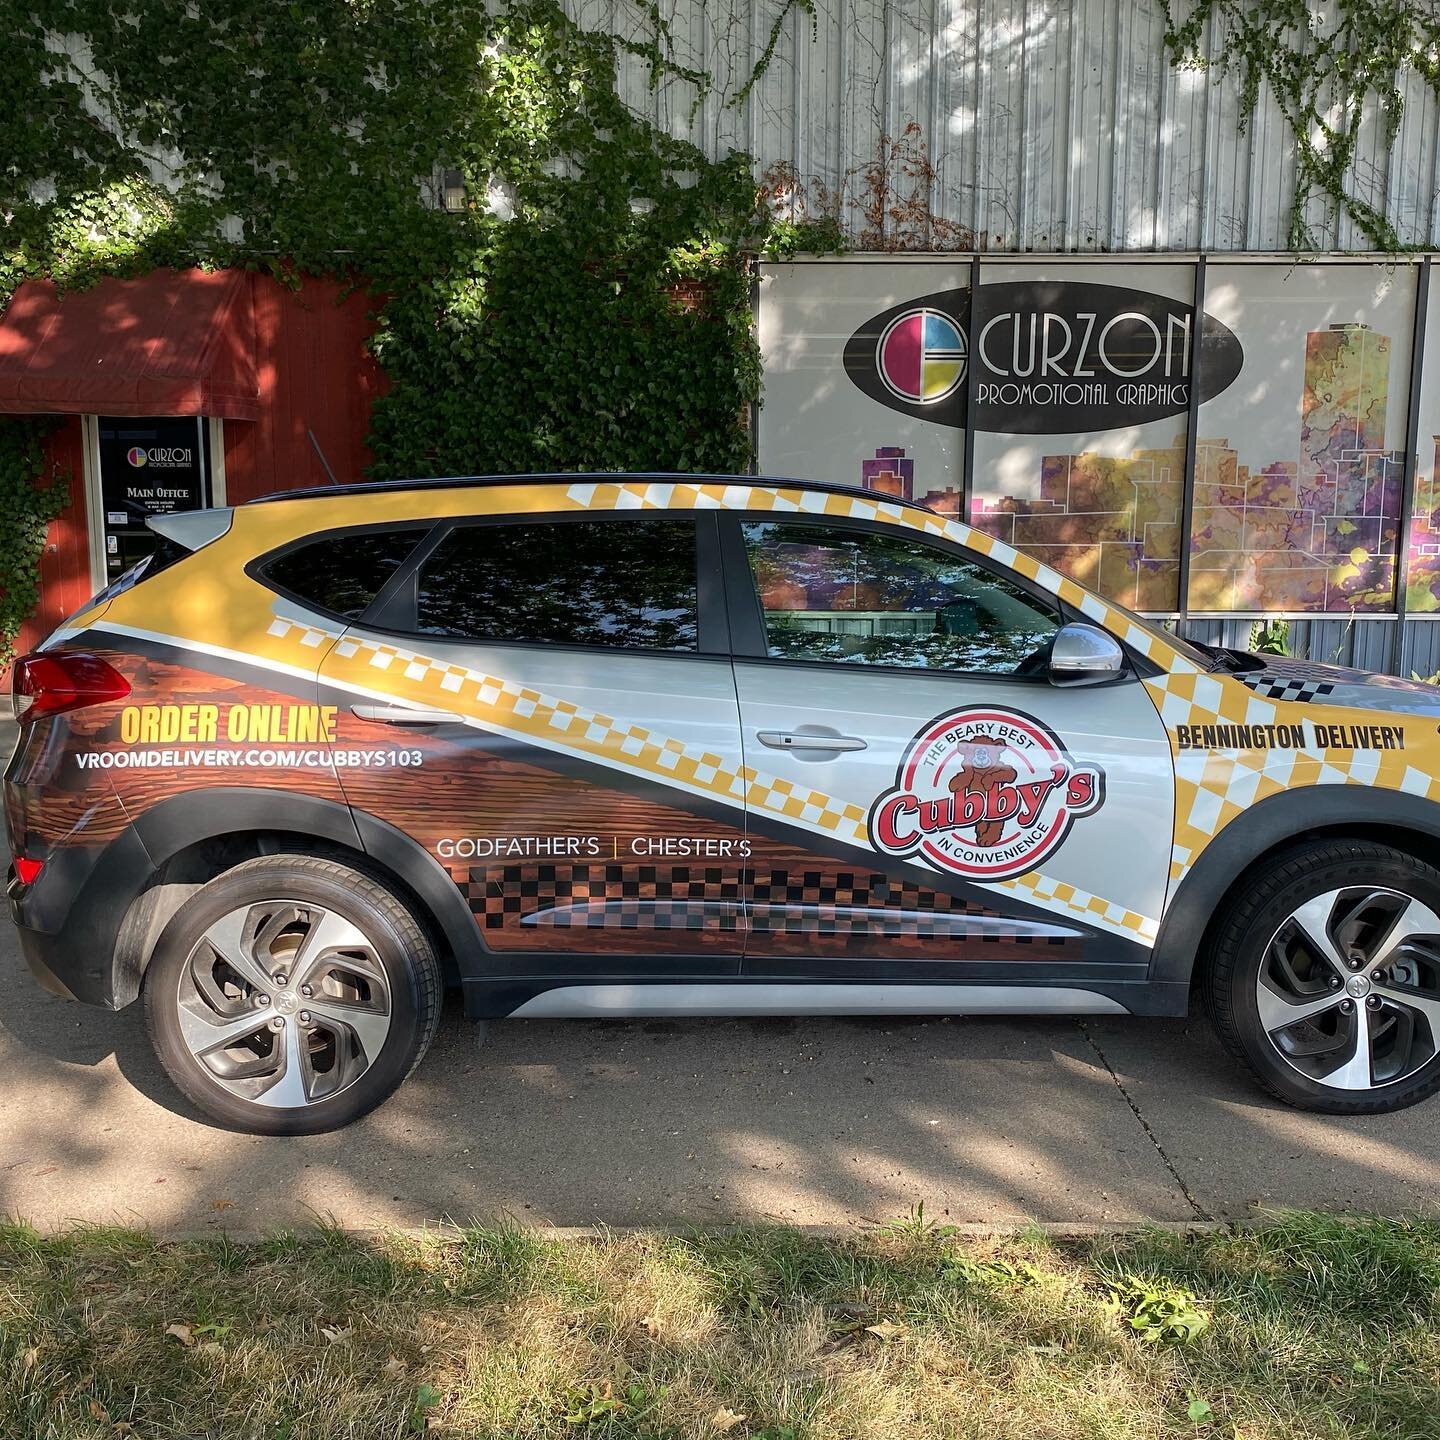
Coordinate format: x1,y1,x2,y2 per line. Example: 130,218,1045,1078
244,472,943,517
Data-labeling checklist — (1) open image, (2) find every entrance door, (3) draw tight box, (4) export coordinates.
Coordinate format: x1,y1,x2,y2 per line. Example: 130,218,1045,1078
92,415,216,587
723,513,1174,979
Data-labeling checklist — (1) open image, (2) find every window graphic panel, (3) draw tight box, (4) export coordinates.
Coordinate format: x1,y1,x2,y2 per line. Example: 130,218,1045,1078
756,260,968,503
966,262,1198,614
1406,265,1440,612
1189,263,1417,614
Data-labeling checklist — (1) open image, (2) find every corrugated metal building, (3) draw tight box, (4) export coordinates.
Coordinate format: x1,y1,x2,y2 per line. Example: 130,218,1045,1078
579,0,1440,252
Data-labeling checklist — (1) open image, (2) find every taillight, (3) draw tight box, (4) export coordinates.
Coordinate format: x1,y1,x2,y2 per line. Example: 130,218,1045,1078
13,856,42,886
12,652,131,721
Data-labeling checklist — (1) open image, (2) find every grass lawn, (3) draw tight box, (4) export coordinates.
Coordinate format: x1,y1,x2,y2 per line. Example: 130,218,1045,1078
0,1211,1436,1439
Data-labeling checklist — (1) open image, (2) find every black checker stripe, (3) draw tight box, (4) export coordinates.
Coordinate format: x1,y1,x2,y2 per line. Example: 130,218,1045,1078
461,864,1070,943
466,863,741,932
1236,673,1338,703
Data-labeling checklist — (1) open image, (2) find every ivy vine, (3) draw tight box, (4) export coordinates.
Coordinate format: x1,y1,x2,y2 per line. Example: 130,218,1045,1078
0,0,832,650
0,421,71,666
1160,0,1440,251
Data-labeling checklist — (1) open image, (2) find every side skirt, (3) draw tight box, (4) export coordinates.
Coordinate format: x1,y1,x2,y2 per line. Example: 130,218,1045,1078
479,979,1143,1019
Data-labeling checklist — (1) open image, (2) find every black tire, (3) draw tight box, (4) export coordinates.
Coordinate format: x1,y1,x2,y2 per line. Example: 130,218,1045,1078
144,855,443,1134
1206,839,1440,1115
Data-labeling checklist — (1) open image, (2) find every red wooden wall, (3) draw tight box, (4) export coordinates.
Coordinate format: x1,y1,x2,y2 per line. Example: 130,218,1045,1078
11,274,384,660
223,274,385,501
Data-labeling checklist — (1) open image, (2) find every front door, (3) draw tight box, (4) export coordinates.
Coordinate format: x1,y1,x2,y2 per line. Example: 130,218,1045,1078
315,509,749,973
722,513,1174,981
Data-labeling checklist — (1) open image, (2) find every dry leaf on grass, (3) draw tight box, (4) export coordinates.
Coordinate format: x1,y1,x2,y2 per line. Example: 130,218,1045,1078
383,1354,408,1379
321,1324,355,1344
710,1406,746,1432
865,1319,907,1342
164,1323,195,1347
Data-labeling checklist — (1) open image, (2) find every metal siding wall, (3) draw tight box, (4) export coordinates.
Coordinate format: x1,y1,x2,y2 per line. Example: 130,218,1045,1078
1402,622,1440,680
583,0,1440,251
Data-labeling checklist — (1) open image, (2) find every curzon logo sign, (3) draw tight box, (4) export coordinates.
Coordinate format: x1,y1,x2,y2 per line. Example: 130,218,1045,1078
875,307,968,405
869,706,1104,881
843,280,1243,432
126,444,194,470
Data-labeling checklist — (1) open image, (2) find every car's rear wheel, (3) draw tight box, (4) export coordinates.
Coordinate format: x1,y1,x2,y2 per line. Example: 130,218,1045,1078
144,855,442,1134
1207,840,1440,1113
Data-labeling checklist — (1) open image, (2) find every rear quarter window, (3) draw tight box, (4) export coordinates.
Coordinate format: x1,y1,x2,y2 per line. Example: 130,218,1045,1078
262,529,426,620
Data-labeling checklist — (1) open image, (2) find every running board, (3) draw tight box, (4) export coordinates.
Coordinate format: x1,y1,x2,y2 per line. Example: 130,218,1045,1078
507,982,1129,1019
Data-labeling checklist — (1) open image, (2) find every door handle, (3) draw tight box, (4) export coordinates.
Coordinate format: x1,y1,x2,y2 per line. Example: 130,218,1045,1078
756,730,867,753
351,703,464,726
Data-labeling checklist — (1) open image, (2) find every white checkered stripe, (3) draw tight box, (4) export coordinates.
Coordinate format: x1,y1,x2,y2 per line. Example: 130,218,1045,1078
1143,665,1432,888
317,624,872,843
994,872,1160,945
266,614,342,650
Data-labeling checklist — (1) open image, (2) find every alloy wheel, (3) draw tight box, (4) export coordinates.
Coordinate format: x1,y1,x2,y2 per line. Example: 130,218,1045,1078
1257,886,1440,1090
175,900,393,1108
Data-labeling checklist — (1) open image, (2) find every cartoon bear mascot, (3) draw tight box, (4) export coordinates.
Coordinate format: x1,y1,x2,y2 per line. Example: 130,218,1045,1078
947,733,1016,847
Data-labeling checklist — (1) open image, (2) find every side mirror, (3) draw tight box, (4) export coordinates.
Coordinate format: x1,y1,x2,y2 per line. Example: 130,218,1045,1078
1048,622,1125,686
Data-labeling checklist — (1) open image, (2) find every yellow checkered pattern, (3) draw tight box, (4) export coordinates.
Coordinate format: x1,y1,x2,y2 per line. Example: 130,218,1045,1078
996,872,1160,945
265,619,874,844
1144,666,1438,888
267,611,1156,944
131,478,1285,946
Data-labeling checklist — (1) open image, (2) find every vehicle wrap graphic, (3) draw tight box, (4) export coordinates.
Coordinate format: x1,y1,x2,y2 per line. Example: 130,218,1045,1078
37,474,1440,958
870,707,1104,882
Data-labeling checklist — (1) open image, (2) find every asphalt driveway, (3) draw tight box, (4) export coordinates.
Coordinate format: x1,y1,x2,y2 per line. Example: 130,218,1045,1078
2,942,1437,1231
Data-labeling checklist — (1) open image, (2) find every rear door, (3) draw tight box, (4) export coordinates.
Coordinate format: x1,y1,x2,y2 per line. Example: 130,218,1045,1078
722,513,1174,981
312,509,749,973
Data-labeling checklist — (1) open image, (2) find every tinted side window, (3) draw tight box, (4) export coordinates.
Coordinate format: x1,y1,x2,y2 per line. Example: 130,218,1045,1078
264,530,425,619
415,517,698,652
741,520,1060,674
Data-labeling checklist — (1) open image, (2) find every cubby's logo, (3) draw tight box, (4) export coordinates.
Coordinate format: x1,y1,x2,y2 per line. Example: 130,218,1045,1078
126,446,148,467
869,706,1104,881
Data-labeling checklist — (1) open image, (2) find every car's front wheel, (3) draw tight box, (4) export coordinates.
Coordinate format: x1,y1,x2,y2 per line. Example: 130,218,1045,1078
144,855,442,1134
1208,840,1440,1113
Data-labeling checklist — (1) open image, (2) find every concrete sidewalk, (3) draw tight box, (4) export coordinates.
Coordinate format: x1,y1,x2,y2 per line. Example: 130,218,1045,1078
2,704,1436,1232
1,963,1436,1231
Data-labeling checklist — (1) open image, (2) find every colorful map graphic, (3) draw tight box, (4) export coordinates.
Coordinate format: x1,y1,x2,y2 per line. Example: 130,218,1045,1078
1188,323,1402,613
854,323,1404,616
861,446,915,499
968,442,1184,611
1405,436,1440,611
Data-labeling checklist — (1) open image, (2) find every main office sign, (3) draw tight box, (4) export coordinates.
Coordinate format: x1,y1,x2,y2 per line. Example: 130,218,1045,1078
844,280,1244,433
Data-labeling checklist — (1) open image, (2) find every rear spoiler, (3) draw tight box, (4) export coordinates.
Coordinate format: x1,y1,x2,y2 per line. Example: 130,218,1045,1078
146,508,234,551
